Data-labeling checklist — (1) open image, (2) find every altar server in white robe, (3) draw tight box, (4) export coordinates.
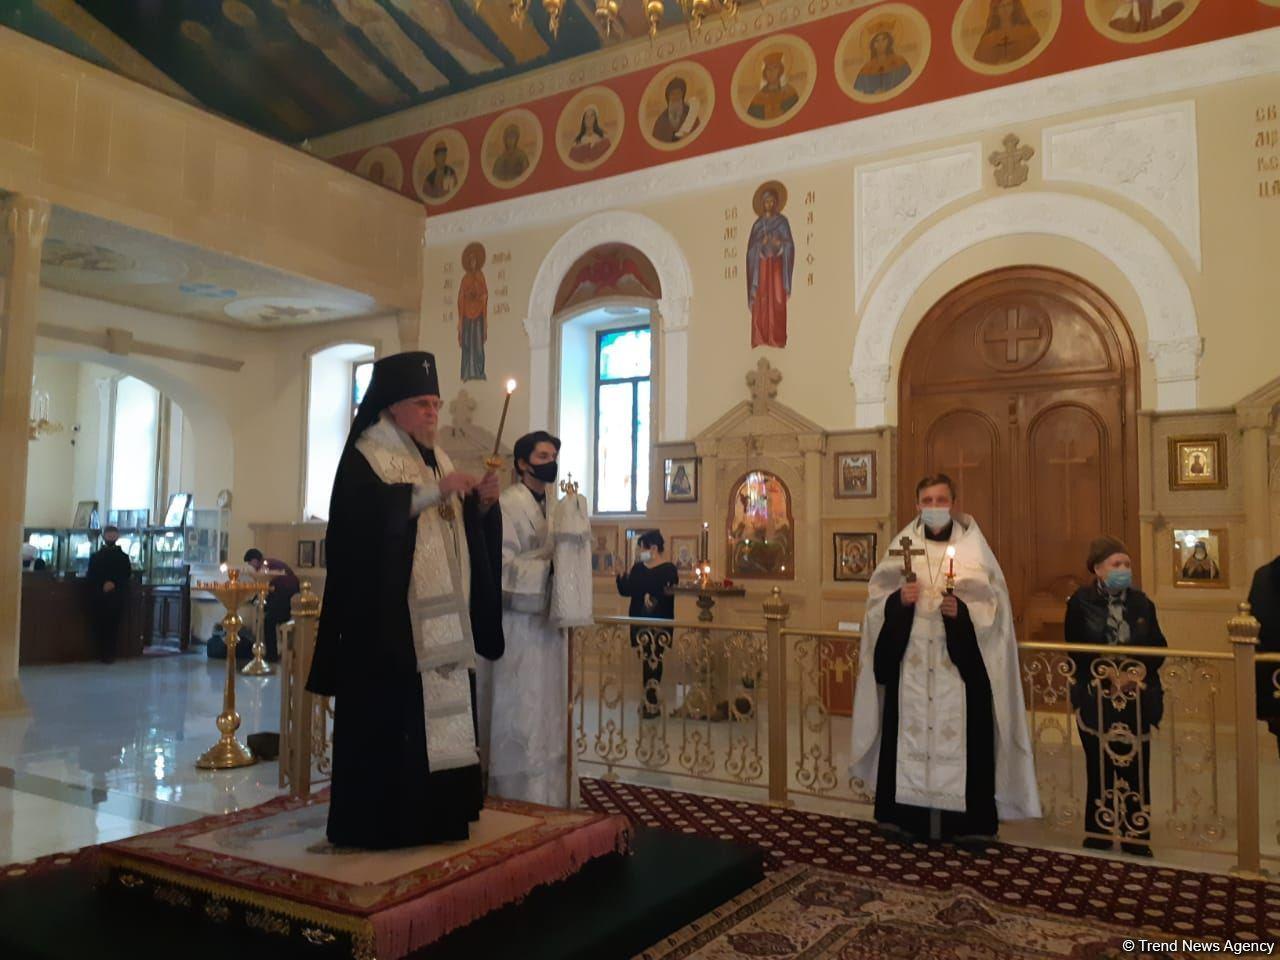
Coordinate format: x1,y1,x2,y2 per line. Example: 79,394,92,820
851,473,1040,842
479,430,569,807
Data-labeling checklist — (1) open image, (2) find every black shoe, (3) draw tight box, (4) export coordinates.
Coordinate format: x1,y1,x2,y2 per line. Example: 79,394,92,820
952,834,996,853
1120,842,1153,858
1082,837,1115,852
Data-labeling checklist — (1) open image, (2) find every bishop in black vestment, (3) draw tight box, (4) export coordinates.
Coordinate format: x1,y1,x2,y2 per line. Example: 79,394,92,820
307,351,504,849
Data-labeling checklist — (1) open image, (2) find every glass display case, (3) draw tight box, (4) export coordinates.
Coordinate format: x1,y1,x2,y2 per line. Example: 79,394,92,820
66,529,100,577
147,527,187,584
24,528,60,569
186,508,229,568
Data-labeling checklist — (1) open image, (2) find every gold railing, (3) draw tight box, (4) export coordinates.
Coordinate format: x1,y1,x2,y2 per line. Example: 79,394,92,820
570,589,1270,877
277,582,331,798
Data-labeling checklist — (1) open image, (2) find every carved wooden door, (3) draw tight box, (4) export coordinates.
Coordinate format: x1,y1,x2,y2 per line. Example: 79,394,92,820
898,267,1139,636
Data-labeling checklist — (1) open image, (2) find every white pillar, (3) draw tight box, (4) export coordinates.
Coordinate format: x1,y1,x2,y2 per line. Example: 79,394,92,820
0,195,51,715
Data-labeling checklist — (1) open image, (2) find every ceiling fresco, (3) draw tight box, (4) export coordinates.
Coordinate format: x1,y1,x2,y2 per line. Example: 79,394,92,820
1,0,724,142
0,207,384,327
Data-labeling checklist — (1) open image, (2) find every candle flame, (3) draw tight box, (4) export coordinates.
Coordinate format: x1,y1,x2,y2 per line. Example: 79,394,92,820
219,562,228,573
945,546,956,558
506,379,517,393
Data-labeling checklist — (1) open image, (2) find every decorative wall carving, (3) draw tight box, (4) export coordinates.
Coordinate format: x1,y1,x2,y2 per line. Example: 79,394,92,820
1043,102,1201,268
854,144,982,308
988,134,1034,189
849,192,1200,426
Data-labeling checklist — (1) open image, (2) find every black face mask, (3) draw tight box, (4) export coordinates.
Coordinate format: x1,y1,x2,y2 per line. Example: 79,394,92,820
528,461,559,483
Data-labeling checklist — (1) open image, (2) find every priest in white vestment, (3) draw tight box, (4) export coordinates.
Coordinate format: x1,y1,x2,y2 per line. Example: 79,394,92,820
851,473,1040,841
478,430,569,807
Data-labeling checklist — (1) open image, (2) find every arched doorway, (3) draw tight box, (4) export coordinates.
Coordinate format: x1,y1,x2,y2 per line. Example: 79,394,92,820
897,266,1139,637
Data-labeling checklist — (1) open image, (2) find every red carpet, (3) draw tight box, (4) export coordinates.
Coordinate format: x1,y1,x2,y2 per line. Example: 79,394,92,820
580,777,1280,941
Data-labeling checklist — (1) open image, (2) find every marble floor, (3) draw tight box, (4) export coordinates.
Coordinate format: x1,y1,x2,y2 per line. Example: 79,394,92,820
0,654,288,866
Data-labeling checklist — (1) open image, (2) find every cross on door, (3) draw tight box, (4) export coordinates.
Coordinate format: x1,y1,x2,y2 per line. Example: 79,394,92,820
940,447,981,491
985,307,1044,364
1047,439,1090,537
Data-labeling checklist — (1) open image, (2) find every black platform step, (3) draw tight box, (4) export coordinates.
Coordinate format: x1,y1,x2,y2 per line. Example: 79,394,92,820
0,828,763,960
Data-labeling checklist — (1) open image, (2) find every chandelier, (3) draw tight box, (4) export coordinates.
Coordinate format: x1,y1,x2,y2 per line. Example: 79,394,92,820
28,377,63,441
477,0,760,40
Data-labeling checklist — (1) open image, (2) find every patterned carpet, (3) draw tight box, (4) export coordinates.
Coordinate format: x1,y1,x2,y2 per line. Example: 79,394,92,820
580,778,1280,942
635,865,1201,960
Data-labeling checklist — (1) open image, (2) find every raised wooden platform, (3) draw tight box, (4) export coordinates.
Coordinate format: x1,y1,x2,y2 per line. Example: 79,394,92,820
0,827,762,960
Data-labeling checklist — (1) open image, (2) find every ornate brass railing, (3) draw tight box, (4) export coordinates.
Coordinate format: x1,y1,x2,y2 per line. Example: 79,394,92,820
570,590,1269,877
569,616,771,791
277,582,331,797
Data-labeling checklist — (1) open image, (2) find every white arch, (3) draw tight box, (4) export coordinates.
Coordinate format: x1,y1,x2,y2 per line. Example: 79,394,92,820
848,192,1202,427
34,343,236,510
523,211,693,440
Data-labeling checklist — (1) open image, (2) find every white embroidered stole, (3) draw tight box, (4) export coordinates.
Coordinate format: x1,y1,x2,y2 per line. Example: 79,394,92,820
356,415,478,772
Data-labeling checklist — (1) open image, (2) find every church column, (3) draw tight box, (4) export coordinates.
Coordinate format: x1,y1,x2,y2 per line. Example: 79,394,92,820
0,195,51,715
658,297,689,443
800,436,824,600
1238,405,1275,576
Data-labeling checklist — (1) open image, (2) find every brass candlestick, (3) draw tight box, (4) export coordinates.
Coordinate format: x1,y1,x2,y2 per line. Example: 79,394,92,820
241,567,275,677
195,568,260,770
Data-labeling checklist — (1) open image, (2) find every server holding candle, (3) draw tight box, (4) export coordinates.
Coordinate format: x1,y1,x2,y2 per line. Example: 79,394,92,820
477,421,574,806
850,473,1039,843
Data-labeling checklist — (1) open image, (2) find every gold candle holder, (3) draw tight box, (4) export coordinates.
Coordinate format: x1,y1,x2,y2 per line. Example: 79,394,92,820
195,568,260,770
241,567,275,677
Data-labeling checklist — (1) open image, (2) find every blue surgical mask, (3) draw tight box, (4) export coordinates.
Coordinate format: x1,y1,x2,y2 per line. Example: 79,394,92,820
1104,569,1132,592
639,551,653,563
921,507,951,531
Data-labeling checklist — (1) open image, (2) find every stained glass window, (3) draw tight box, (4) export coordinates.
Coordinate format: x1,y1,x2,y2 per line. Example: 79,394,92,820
595,327,651,514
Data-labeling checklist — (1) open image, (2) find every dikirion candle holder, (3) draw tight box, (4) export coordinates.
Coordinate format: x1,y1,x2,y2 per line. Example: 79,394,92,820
195,567,261,770
240,566,276,677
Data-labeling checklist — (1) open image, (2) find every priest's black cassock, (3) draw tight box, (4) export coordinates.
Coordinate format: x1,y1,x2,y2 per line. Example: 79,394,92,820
870,523,996,838
306,351,503,849
851,514,1041,841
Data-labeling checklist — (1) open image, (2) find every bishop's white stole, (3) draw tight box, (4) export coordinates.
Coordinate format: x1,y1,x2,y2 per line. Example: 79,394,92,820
357,413,478,773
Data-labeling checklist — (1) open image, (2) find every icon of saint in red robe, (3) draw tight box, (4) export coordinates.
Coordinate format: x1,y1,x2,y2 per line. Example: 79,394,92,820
746,181,795,349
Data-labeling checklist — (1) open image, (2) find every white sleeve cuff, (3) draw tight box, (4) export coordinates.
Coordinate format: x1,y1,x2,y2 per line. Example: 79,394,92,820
410,484,441,516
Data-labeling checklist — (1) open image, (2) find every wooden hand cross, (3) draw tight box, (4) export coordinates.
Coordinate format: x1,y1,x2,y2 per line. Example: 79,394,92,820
889,535,925,583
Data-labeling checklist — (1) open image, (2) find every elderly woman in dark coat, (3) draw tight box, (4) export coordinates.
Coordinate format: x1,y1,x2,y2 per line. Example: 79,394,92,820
1064,536,1166,858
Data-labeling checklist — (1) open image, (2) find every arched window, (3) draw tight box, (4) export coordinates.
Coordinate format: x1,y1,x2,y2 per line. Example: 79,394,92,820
554,244,661,515
306,343,375,520
110,376,160,515
726,471,794,580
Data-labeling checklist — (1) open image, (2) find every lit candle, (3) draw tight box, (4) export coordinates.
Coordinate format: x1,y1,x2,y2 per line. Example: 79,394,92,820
492,379,517,457
946,545,956,577
700,522,709,563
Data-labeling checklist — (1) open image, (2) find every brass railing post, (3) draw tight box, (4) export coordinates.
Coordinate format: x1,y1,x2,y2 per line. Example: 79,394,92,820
283,581,321,799
1229,601,1264,879
763,587,790,806
276,620,294,790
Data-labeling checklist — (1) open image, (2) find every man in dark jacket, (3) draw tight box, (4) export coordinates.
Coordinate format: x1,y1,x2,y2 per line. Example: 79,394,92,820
86,526,132,663
243,548,300,662
1249,554,1280,756
1065,536,1166,857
